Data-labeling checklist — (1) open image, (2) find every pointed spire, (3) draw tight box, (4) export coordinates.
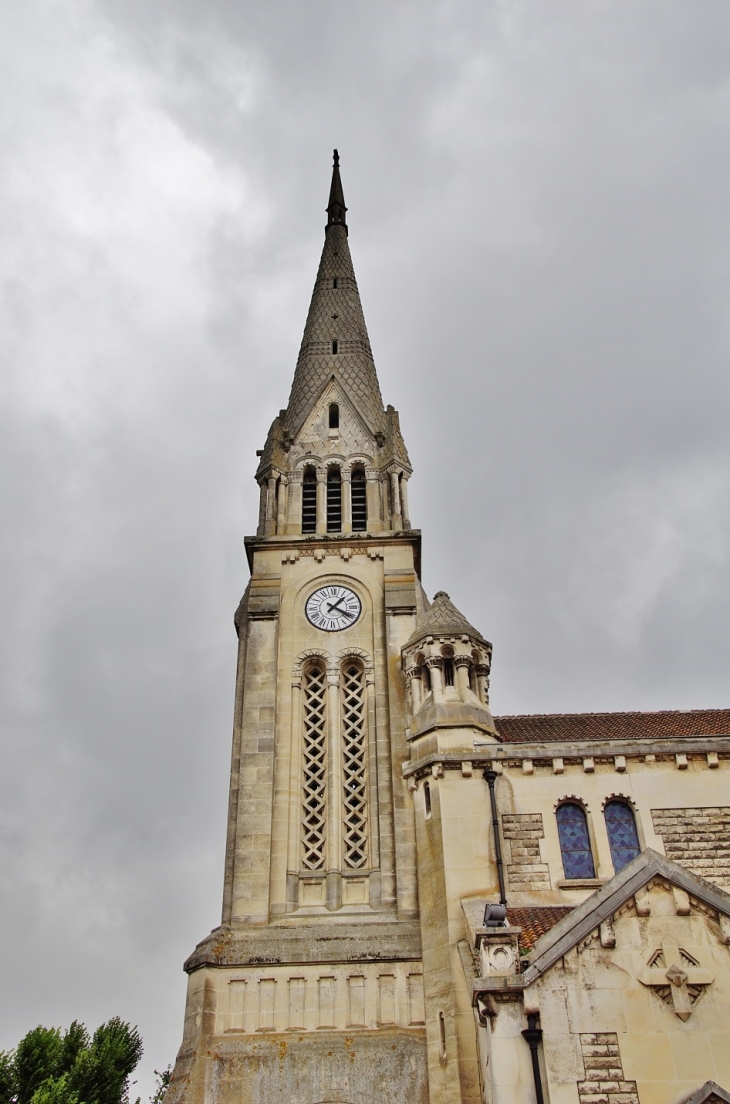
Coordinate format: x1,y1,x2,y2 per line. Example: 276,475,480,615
326,148,347,232
282,151,387,440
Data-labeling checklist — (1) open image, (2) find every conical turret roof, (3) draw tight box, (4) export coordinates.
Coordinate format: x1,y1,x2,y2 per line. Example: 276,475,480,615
407,591,489,648
283,152,387,440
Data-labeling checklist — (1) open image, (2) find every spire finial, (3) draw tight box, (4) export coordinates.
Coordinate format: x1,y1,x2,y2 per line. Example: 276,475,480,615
326,148,347,233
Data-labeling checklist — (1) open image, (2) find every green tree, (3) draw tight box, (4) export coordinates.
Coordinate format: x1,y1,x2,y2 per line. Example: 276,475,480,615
0,1020,145,1104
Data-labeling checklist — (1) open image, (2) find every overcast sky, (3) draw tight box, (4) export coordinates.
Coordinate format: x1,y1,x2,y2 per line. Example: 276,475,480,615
1,0,729,1093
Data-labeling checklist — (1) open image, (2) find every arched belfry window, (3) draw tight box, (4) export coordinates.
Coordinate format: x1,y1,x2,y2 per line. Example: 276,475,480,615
556,802,595,880
329,403,339,429
341,661,368,868
351,467,367,532
301,664,328,870
604,801,641,873
301,467,317,533
327,466,342,532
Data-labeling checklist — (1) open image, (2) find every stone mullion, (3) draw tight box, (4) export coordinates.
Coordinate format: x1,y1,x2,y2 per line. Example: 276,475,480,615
341,469,352,534
326,669,342,910
365,672,382,907
315,468,327,534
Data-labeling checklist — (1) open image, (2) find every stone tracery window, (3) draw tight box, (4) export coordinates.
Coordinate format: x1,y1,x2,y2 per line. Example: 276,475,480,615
556,802,595,879
340,661,368,868
604,800,641,873
301,663,328,870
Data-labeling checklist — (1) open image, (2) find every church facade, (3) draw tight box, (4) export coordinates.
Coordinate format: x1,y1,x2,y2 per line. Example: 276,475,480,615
167,154,730,1104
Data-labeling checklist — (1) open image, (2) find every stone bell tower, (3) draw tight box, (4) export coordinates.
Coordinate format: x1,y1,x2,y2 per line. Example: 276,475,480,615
168,152,432,1104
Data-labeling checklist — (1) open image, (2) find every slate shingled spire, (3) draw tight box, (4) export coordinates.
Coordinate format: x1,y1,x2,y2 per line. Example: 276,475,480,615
283,151,387,440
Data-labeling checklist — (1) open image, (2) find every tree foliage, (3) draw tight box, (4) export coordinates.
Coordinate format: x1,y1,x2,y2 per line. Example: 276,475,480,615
0,1020,146,1104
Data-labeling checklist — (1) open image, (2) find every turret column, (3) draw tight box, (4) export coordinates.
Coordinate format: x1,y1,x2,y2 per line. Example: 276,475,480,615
425,655,444,702
365,468,382,533
286,471,303,534
406,666,422,715
265,473,278,536
475,663,491,705
389,471,402,530
400,475,411,529
276,476,288,534
257,482,267,537
316,468,327,534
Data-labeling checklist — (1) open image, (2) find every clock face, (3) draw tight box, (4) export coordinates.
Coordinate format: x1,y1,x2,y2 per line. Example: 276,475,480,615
305,585,362,632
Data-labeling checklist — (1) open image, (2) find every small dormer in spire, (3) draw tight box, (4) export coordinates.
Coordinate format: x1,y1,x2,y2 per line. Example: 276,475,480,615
326,149,348,232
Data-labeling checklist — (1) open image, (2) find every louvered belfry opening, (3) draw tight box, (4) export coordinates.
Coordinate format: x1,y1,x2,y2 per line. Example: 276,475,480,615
302,466,317,533
351,467,367,531
326,466,342,532
301,664,328,870
341,662,368,869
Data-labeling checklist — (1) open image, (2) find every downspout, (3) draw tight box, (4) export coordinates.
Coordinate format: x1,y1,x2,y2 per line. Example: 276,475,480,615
483,769,507,906
521,1014,545,1104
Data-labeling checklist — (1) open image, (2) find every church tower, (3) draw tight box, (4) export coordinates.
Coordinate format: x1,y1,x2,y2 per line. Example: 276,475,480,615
168,152,730,1104
168,152,435,1104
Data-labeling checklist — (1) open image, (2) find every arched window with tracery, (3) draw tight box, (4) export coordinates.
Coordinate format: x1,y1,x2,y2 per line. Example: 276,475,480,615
556,802,595,880
604,800,641,873
340,661,368,868
301,663,328,870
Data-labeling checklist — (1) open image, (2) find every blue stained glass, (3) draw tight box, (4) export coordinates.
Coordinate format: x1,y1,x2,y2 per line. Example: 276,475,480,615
556,803,595,879
604,801,641,873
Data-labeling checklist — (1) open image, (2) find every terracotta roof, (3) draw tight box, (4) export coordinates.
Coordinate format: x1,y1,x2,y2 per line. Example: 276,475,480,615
406,591,489,648
493,708,730,745
507,906,574,952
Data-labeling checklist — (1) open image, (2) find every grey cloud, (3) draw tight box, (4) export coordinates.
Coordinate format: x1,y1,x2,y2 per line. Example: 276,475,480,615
1,0,729,1095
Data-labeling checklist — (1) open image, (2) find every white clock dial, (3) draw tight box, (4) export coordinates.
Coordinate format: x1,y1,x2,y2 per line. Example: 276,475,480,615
305,585,361,632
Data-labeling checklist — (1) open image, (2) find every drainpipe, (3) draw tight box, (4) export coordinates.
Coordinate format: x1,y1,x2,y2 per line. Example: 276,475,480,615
521,1014,545,1104
483,769,507,906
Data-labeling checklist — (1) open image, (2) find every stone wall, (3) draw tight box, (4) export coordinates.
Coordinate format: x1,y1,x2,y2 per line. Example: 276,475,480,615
651,807,730,888
501,813,551,891
209,1029,428,1104
576,1033,639,1104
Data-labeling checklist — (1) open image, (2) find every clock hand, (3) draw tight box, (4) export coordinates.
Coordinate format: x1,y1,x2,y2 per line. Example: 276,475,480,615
326,598,355,618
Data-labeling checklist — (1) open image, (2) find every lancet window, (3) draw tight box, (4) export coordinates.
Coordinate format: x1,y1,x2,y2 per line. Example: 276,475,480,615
300,663,328,870
341,662,368,868
351,467,367,532
326,466,342,532
556,801,595,880
604,800,641,873
301,467,317,533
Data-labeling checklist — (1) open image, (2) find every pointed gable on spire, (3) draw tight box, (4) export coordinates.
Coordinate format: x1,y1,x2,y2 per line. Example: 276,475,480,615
283,151,387,442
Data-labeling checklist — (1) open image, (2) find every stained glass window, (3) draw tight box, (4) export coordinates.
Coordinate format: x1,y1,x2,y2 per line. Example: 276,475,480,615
604,801,641,873
556,803,595,879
